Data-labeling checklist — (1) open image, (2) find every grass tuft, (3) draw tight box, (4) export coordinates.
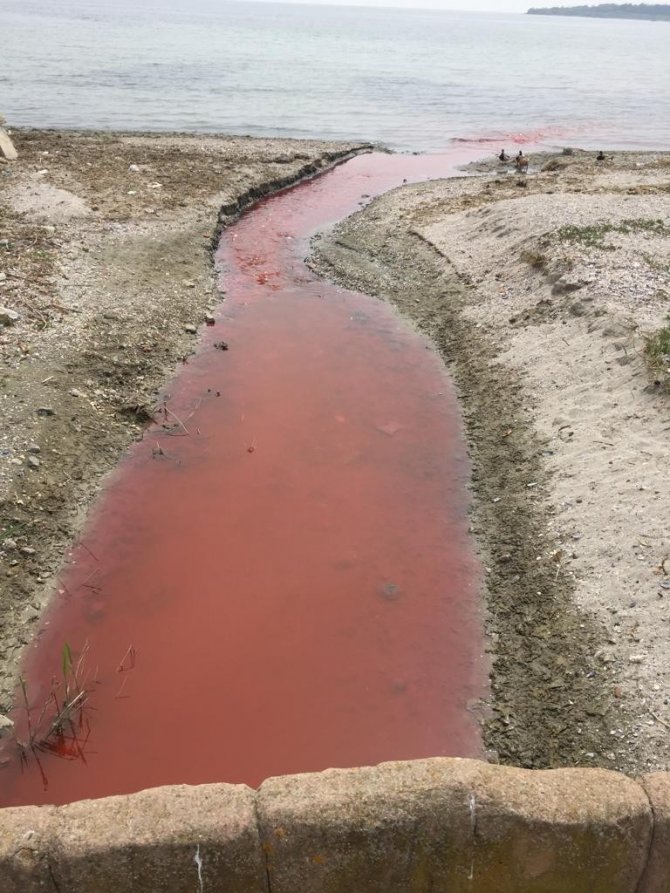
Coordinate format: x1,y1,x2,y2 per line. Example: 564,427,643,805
16,642,95,766
521,250,549,270
555,218,668,249
644,318,670,392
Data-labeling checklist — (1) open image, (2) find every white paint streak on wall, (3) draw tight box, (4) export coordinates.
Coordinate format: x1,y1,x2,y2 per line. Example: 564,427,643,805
468,792,477,881
194,844,204,893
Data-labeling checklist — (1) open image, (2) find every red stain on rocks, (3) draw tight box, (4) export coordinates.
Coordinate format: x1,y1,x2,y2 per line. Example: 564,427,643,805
1,151,486,806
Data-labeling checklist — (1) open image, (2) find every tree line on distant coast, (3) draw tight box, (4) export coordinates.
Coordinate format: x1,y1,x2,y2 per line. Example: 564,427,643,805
527,3,670,19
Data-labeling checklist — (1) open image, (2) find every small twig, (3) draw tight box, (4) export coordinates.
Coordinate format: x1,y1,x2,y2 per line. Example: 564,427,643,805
21,297,49,326
81,568,100,587
650,710,670,731
46,690,88,737
162,406,190,435
47,302,79,314
18,677,34,743
79,542,99,562
116,644,136,673
73,641,90,690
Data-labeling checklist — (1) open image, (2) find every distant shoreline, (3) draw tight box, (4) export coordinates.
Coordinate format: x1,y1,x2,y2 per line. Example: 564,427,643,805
528,4,670,21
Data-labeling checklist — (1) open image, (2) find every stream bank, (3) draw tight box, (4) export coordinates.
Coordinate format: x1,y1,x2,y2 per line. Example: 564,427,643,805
310,149,670,774
0,131,370,712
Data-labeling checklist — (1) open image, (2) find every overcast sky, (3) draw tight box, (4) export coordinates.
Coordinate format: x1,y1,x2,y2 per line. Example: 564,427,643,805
238,0,589,12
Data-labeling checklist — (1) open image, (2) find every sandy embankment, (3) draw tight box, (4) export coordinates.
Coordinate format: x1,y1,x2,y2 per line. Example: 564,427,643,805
311,151,670,774
0,130,368,709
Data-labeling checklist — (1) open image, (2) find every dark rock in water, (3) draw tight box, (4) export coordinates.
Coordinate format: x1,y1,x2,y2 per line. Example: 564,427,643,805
380,582,401,601
214,341,229,351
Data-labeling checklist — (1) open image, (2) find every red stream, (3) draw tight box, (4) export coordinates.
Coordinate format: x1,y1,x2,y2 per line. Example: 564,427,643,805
1,150,487,806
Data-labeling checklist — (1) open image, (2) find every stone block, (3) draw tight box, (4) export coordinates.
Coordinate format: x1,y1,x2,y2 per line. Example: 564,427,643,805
639,772,670,892
0,805,56,892
50,783,267,893
257,758,485,892
257,758,652,893
0,128,18,161
469,763,651,892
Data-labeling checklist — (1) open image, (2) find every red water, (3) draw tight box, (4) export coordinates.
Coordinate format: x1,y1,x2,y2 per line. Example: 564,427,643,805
454,125,577,146
1,151,487,806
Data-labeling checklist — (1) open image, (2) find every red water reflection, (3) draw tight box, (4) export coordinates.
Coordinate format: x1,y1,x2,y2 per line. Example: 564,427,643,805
1,151,487,806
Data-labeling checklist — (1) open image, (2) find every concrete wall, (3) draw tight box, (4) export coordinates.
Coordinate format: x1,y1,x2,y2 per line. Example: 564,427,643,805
1,758,668,892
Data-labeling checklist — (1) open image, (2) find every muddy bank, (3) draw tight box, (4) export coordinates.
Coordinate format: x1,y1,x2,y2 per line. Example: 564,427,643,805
0,130,370,709
310,149,670,774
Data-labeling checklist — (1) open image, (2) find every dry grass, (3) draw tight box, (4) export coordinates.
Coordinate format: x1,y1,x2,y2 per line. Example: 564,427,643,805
0,202,59,330
16,642,95,766
521,249,548,270
644,318,670,392
555,218,668,249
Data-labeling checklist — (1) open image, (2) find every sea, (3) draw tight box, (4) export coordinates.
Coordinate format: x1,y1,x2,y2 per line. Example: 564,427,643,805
1,0,669,153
